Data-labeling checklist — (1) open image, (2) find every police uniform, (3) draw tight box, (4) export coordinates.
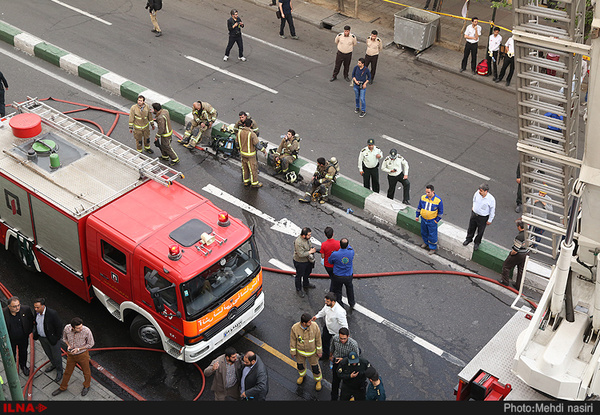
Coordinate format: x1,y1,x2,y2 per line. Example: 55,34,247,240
381,150,410,203
154,108,178,165
181,102,217,148
337,352,371,401
357,139,383,192
128,102,154,153
289,321,323,389
236,126,263,187
299,161,337,203
275,135,300,173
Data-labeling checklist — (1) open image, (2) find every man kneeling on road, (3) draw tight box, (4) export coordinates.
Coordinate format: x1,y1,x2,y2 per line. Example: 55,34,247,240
299,157,337,204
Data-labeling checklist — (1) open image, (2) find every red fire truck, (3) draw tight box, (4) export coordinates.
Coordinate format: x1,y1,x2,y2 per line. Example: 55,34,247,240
0,98,264,362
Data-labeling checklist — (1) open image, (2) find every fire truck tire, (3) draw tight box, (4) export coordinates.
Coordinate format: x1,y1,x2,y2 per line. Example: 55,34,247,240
130,315,163,349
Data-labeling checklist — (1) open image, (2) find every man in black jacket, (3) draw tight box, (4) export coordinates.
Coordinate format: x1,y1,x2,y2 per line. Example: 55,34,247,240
240,351,268,400
145,0,163,37
337,351,372,400
3,297,34,376
33,298,64,382
223,10,245,62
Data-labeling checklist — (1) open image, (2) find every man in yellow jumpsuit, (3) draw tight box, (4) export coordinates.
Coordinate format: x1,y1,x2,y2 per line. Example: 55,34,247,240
151,103,179,166
290,313,323,391
128,95,154,154
180,101,217,149
236,119,266,188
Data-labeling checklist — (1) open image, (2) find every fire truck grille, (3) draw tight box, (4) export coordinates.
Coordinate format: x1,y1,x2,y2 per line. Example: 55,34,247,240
201,294,257,341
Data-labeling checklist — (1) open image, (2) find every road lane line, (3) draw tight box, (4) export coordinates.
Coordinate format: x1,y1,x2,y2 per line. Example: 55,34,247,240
51,0,112,26
185,55,278,94
243,34,322,65
381,134,491,181
426,103,518,139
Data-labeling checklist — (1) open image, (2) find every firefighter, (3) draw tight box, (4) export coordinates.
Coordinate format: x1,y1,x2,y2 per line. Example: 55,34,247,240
236,118,266,188
151,103,179,166
180,100,217,149
290,313,323,391
234,111,259,136
299,157,337,204
273,129,300,173
128,95,154,154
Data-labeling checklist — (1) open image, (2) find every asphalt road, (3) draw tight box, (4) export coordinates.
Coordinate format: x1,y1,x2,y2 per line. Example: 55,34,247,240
0,0,542,402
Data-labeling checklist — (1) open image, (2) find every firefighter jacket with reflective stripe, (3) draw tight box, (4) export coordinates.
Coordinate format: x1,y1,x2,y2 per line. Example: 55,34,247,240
315,163,337,184
128,103,153,130
290,322,322,357
155,109,172,138
237,127,259,157
192,103,217,125
276,137,299,158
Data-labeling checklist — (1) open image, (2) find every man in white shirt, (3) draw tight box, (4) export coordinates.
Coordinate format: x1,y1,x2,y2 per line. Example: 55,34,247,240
463,183,496,250
496,35,515,86
460,17,482,74
358,138,384,192
381,148,410,204
312,292,348,360
487,26,502,80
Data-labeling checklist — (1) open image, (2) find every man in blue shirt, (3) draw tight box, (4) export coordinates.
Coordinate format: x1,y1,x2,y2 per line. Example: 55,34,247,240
328,238,356,310
351,58,371,118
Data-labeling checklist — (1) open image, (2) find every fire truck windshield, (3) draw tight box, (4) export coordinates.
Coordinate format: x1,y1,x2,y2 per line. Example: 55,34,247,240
180,237,260,320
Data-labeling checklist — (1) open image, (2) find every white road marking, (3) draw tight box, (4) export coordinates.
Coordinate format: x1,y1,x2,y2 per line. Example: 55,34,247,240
185,55,278,94
426,103,518,139
268,258,295,272
243,34,321,65
0,48,128,112
51,0,112,26
381,134,491,181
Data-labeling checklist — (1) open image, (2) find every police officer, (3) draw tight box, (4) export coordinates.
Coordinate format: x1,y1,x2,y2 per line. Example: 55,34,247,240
180,101,217,149
274,129,300,173
236,118,266,188
299,157,337,204
152,103,179,166
234,111,259,136
381,148,410,204
357,138,383,192
337,351,372,401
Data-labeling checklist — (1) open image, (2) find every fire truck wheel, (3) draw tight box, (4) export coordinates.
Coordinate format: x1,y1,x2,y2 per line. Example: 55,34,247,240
130,315,163,349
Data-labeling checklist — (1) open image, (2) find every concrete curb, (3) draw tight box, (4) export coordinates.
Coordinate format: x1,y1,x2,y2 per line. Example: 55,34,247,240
0,19,551,290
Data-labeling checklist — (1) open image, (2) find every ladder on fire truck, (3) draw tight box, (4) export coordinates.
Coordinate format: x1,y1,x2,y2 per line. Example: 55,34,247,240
513,0,589,259
14,97,183,187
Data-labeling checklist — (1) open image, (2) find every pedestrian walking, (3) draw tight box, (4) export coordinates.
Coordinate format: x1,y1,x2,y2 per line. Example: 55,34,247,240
0,69,8,117
365,367,386,400
381,148,410,203
278,0,298,39
204,347,243,401
328,238,355,310
52,317,94,397
224,10,246,62
416,184,444,255
320,227,340,288
151,103,179,166
487,26,502,80
358,138,383,192
293,227,317,297
312,292,347,361
424,0,439,11
330,26,357,82
128,95,154,154
290,313,323,391
364,30,382,84
499,220,530,288
236,118,266,188
337,351,372,401
3,297,34,376
351,58,371,118
463,183,496,251
329,327,360,400
180,100,217,149
496,35,515,87
32,298,63,383
460,17,482,74
240,351,269,400
145,0,162,37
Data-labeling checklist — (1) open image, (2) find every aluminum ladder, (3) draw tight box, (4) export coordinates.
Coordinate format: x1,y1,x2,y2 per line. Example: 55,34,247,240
512,0,588,259
15,97,183,187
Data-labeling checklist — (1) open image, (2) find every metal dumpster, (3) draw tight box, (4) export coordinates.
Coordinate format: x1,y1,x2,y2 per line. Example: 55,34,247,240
394,7,440,54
